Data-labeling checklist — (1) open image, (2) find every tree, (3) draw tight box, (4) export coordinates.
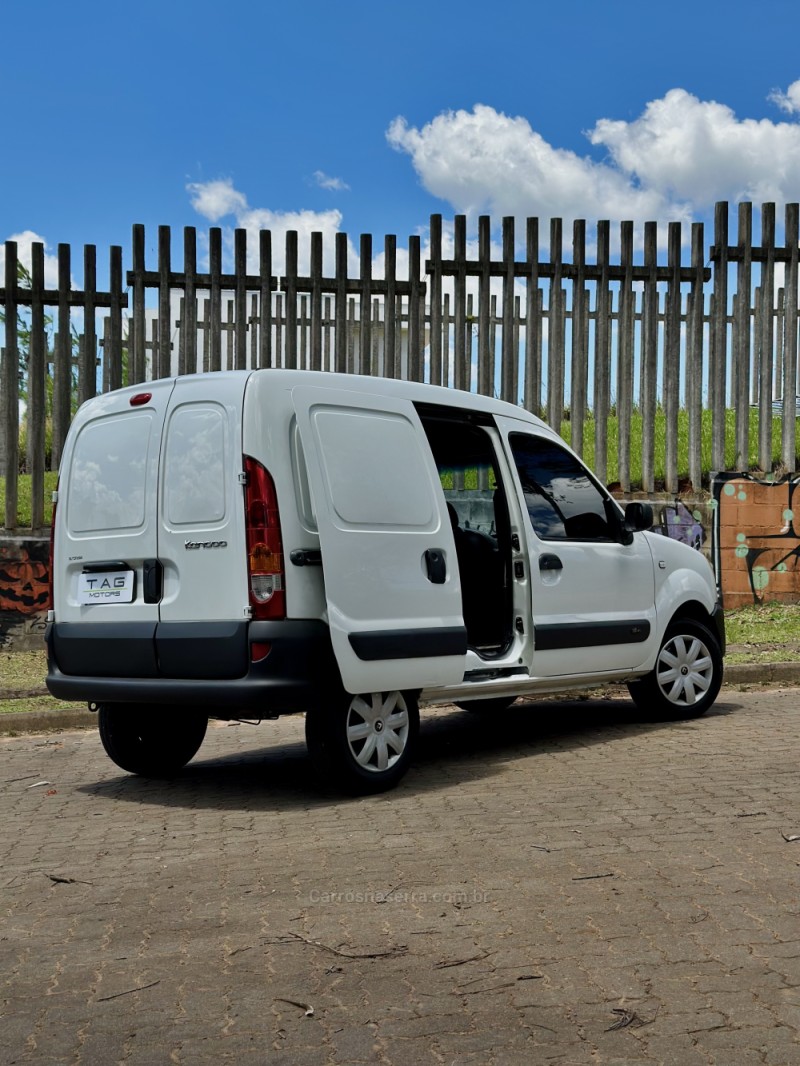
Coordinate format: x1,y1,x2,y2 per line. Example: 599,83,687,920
1,261,80,471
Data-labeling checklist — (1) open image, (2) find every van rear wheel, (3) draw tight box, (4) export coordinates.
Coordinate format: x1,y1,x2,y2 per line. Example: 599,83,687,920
98,705,208,777
305,690,419,794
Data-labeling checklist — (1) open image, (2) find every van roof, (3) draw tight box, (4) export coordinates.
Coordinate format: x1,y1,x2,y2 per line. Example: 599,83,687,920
171,368,551,431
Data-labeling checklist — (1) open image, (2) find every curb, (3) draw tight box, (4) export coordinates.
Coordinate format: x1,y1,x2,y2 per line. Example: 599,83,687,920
0,708,97,734
723,661,800,685
1,661,798,735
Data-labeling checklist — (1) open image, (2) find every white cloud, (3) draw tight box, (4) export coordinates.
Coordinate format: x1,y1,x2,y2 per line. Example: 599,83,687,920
0,230,61,288
187,178,357,274
769,79,800,115
387,104,689,232
187,178,248,223
388,88,800,238
237,205,351,274
588,87,800,209
313,170,350,192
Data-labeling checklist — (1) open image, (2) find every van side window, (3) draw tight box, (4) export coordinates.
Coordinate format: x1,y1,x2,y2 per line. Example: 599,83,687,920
509,433,613,541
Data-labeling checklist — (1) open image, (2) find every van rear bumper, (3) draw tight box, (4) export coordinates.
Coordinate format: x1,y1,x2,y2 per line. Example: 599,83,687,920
45,619,338,715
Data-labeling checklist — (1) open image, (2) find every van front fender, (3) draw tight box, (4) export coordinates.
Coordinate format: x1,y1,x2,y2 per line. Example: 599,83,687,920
653,566,721,648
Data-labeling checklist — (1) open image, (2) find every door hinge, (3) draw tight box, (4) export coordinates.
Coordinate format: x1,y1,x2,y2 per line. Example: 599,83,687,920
515,617,525,634
238,471,248,486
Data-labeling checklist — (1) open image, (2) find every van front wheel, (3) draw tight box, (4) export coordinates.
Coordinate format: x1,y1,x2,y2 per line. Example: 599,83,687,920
627,618,723,720
98,705,208,777
305,690,419,794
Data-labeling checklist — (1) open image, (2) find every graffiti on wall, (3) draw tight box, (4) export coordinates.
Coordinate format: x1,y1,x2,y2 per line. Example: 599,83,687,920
0,540,50,649
655,500,706,552
712,473,800,609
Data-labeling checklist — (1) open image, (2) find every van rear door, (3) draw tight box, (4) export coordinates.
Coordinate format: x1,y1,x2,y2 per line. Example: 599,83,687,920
54,374,250,681
292,385,467,694
53,380,175,675
155,373,250,677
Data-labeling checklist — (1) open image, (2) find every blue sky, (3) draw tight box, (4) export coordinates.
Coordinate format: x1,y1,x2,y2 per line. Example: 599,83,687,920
3,0,800,280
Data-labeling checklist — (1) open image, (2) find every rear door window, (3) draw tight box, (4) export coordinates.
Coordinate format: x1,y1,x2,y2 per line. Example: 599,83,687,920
162,404,227,527
67,413,152,532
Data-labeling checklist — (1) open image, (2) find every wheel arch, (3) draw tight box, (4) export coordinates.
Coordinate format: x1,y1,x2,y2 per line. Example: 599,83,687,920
654,562,720,641
661,597,726,656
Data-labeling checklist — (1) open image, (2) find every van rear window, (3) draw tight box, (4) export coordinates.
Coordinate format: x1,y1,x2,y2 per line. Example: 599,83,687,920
162,404,226,526
68,414,151,532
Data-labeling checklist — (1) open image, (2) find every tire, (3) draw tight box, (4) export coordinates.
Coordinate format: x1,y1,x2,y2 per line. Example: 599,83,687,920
98,705,208,777
627,618,723,720
305,690,419,794
455,696,518,714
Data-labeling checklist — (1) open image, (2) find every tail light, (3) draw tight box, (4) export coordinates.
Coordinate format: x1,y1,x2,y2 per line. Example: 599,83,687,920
243,456,285,620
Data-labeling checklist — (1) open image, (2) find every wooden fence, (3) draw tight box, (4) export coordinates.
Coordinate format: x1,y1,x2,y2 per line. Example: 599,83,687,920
2,200,799,530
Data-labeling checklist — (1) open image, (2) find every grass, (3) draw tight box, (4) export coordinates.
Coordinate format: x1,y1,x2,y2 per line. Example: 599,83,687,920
0,604,797,717
723,602,800,664
0,649,84,717
559,408,788,488
0,471,58,528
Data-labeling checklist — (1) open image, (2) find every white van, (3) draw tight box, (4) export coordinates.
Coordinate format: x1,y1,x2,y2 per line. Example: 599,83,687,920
46,370,724,792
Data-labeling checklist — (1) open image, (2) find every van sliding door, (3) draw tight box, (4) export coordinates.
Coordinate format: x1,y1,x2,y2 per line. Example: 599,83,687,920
292,386,467,694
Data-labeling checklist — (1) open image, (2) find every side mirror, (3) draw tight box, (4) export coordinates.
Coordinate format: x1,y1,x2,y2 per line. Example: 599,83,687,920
624,501,653,533
604,498,653,546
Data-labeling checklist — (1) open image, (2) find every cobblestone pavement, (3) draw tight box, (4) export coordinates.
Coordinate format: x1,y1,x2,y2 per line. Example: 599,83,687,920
2,687,800,1066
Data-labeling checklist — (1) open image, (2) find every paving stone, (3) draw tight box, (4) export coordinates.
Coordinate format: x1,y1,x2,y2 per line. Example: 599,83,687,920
2,688,800,1064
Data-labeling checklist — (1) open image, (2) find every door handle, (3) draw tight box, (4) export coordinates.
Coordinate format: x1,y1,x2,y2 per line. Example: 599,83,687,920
143,559,163,603
539,553,563,571
424,548,447,584
290,549,322,566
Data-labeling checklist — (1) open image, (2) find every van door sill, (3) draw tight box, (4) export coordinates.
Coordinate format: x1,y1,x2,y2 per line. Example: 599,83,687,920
464,666,528,681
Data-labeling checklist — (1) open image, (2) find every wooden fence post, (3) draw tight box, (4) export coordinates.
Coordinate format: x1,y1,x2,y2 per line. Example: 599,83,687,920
524,217,541,415
641,222,658,493
546,217,564,430
663,221,682,493
3,241,19,527
570,219,587,457
758,204,776,471
501,216,516,403
617,221,634,491
733,203,752,468
594,220,611,482
782,203,799,469
28,243,46,528
687,222,705,491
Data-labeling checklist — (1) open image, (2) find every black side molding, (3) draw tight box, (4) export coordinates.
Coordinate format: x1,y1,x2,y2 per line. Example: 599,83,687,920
349,626,468,661
536,620,651,651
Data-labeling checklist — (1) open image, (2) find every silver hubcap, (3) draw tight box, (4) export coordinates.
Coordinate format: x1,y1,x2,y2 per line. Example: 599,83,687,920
656,634,713,706
346,692,410,773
